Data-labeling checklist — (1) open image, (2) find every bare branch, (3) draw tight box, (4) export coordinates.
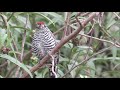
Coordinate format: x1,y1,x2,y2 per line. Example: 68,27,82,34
80,33,120,48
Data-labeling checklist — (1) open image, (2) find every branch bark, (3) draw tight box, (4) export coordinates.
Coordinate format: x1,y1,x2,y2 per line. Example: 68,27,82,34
21,12,98,78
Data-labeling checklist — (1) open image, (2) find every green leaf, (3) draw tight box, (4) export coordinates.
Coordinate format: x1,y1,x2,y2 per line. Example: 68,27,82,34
106,20,116,29
42,68,48,78
111,46,117,61
86,61,96,77
15,15,26,25
0,54,33,78
64,43,73,49
14,12,25,16
59,56,69,62
58,69,64,77
0,29,7,48
0,75,3,78
68,64,76,78
41,12,64,23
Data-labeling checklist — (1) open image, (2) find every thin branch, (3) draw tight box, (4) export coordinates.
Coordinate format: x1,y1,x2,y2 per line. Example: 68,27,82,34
0,13,7,28
14,67,21,78
8,24,19,57
93,19,112,38
20,15,28,62
83,28,94,76
64,12,71,37
23,50,32,61
12,37,19,52
53,12,91,36
69,14,85,71
62,46,112,78
53,26,65,35
0,62,8,68
75,14,83,27
21,12,98,78
53,13,92,36
79,33,120,48
70,12,91,24
113,12,120,19
5,65,17,78
69,51,81,72
87,21,95,34
0,13,21,78
7,12,15,22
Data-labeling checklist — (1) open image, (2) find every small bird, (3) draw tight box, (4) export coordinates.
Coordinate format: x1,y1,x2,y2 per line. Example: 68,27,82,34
31,21,59,78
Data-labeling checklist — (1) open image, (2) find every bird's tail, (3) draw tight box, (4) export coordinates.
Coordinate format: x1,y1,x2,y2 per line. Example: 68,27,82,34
49,65,57,78
49,52,59,78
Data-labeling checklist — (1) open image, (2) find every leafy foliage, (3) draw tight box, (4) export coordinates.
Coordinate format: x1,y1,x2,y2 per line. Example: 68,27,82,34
0,12,120,78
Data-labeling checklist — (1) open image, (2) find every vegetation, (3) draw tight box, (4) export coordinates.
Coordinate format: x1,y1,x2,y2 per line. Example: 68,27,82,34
0,12,120,78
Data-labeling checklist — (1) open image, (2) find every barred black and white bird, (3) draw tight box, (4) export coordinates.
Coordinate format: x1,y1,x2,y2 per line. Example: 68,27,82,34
32,22,59,78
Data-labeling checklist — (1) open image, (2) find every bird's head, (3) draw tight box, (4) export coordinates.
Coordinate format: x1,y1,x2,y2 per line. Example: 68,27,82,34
36,22,46,30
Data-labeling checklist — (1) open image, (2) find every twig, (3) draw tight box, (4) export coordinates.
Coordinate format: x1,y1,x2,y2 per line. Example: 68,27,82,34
7,24,19,55
69,14,85,71
8,24,19,58
79,33,120,48
5,65,17,78
21,12,98,78
69,51,81,72
87,21,95,34
93,19,112,39
0,13,20,78
71,12,91,24
71,19,95,77
15,14,28,78
0,62,8,68
53,26,65,35
113,12,120,19
75,14,83,27
62,46,112,78
7,12,15,22
83,28,94,76
64,12,71,37
53,13,92,36
14,67,20,78
0,13,7,28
